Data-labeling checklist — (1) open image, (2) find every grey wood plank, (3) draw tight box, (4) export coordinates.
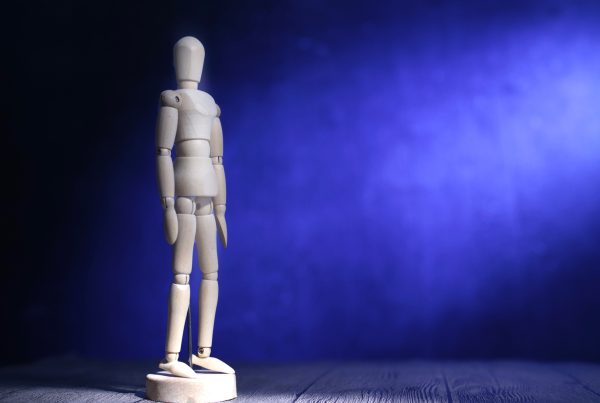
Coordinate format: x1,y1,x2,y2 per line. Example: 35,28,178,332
443,361,600,403
295,361,450,403
2,358,600,402
0,386,145,403
234,362,333,402
0,357,331,403
0,356,148,402
555,363,600,399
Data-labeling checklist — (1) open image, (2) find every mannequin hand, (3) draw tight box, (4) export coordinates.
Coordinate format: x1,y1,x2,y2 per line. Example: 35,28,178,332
162,197,178,245
214,204,228,248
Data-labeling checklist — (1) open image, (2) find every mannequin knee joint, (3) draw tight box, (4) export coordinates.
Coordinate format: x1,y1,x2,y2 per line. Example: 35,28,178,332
173,274,189,285
203,272,218,281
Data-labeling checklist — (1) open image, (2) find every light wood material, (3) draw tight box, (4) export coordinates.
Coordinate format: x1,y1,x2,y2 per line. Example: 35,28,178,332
146,370,236,403
154,36,231,383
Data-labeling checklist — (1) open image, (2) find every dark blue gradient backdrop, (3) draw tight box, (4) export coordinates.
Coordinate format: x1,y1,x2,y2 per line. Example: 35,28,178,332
61,1,600,363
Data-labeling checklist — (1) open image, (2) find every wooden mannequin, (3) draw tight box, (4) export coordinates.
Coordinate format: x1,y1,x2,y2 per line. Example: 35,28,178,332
147,36,236,403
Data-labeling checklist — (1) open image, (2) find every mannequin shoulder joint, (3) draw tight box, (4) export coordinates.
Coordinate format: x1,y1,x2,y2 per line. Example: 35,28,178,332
160,90,181,108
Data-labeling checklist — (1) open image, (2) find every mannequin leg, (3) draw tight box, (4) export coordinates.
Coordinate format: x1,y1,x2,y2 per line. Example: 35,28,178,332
195,197,219,358
159,197,196,378
189,197,234,374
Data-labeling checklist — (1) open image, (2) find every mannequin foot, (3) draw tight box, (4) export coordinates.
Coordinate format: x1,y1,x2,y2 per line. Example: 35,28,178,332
192,351,235,374
159,357,197,378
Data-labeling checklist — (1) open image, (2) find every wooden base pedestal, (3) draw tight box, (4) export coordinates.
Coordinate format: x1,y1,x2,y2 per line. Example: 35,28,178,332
146,370,236,403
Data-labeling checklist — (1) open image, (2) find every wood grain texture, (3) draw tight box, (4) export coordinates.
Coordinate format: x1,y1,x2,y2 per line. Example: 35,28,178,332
295,361,449,403
234,363,333,402
0,356,147,402
557,362,600,399
443,361,600,403
1,357,600,402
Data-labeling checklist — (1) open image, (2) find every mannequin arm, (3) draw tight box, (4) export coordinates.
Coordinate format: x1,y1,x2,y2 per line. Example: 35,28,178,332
210,107,227,247
156,91,180,244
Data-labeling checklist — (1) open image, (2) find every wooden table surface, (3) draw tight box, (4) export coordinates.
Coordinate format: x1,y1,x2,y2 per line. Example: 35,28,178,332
1,357,599,402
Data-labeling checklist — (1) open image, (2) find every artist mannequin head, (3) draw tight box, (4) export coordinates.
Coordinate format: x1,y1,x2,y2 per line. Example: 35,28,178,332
174,36,205,89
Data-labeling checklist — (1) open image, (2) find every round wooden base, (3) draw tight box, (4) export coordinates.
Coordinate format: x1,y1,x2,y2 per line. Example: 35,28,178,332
146,370,236,403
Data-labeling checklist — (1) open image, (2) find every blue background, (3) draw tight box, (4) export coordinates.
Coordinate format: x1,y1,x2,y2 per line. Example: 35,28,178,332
4,0,600,364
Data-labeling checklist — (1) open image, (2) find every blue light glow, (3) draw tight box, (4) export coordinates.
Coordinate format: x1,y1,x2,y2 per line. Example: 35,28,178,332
78,1,600,362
